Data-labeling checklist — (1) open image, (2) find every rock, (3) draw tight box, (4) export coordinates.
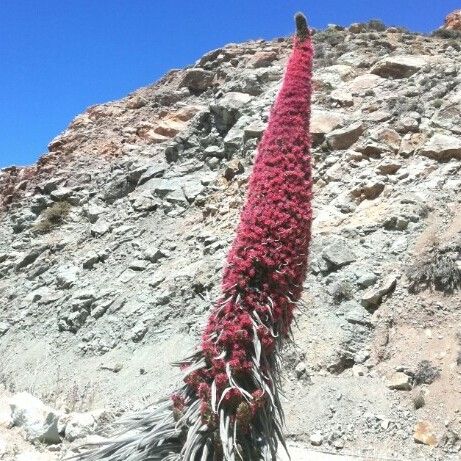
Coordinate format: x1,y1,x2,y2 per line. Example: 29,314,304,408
310,110,343,144
249,51,278,68
141,177,183,198
344,301,372,327
130,192,160,212
137,163,167,186
419,133,461,161
224,159,244,181
223,125,244,155
90,220,111,237
347,74,384,94
56,265,79,289
387,372,412,390
352,364,367,377
15,246,46,270
295,362,306,378
0,321,11,336
356,270,378,288
330,89,354,107
443,10,461,31
204,145,225,159
361,276,397,311
371,56,427,79
414,421,438,446
9,392,61,443
183,179,205,202
210,92,253,132
84,204,105,223
244,120,267,141
326,122,364,150
143,247,167,263
50,187,72,201
82,251,99,270
129,259,148,271
64,412,97,441
322,239,356,270
15,452,54,461
310,431,323,446
179,68,214,92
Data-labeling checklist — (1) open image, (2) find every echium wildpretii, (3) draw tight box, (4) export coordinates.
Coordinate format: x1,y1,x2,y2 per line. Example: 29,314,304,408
74,12,313,461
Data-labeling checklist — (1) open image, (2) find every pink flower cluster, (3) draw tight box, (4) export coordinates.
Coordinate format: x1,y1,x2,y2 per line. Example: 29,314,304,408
176,32,313,431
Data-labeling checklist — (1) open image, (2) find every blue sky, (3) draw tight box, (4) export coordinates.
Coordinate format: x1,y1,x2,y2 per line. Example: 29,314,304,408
0,0,457,168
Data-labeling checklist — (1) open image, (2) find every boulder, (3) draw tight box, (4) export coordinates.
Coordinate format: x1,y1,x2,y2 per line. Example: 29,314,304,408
361,276,397,311
419,133,461,161
9,392,61,443
179,68,214,92
371,56,427,79
63,412,97,441
210,92,253,132
387,372,412,390
310,110,343,145
414,421,438,446
443,10,461,31
322,239,356,270
326,122,364,150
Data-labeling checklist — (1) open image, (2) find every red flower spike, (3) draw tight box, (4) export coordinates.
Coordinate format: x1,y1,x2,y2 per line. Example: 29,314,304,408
75,13,313,461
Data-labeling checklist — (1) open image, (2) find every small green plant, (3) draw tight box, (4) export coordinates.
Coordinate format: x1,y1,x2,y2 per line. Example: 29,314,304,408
432,99,443,109
34,201,71,234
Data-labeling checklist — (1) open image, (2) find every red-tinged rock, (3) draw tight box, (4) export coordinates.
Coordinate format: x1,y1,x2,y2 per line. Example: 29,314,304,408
414,421,438,446
444,10,461,31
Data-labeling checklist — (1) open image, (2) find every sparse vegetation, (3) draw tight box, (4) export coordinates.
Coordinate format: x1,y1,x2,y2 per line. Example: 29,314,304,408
432,28,461,40
34,201,71,234
414,360,440,385
366,19,386,32
331,280,354,304
413,391,425,409
406,246,461,294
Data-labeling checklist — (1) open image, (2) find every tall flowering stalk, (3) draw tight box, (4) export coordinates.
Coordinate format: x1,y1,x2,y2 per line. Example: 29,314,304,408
75,13,313,461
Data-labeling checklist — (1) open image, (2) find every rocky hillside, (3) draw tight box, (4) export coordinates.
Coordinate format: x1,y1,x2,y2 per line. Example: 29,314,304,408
1,19,461,461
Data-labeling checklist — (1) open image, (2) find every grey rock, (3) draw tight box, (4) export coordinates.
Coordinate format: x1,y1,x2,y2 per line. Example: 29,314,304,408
326,122,364,150
90,220,111,237
63,412,97,442
210,92,253,132
344,301,373,327
84,204,105,223
56,265,79,289
371,56,427,79
15,246,47,270
50,187,73,201
0,321,10,336
322,239,357,270
361,276,397,311
244,119,267,141
143,247,167,263
137,163,167,185
9,392,62,443
310,431,324,446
